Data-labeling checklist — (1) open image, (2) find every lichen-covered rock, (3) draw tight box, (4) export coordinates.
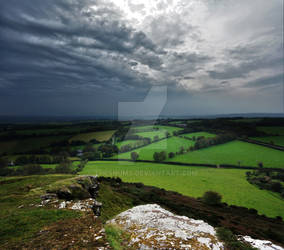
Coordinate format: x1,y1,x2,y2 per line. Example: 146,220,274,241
238,236,284,250
107,204,224,249
40,176,102,216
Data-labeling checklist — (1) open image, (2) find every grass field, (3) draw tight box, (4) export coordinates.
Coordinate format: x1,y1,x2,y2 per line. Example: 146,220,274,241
169,140,284,168
257,126,284,135
80,161,284,218
116,140,142,149
182,132,216,139
0,136,69,154
250,136,284,147
71,143,103,151
69,130,116,143
112,137,195,161
130,125,182,135
134,131,168,140
11,161,81,170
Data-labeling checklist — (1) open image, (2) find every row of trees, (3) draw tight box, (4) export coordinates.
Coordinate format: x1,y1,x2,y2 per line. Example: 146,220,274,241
194,134,235,150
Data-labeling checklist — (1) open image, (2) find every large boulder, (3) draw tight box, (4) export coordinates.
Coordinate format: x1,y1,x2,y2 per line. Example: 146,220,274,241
46,176,100,200
107,204,224,249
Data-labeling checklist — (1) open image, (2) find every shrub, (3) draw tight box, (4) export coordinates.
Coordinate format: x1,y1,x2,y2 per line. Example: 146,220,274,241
168,152,175,158
153,151,167,162
258,162,263,168
131,152,139,162
216,227,255,250
202,191,222,206
270,182,282,192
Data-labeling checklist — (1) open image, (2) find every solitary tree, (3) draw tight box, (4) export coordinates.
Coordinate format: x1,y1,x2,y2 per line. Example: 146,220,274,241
131,152,139,162
258,162,263,168
202,191,222,206
168,152,175,158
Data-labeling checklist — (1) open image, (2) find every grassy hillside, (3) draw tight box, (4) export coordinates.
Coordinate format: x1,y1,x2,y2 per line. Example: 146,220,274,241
80,161,284,218
130,125,182,134
116,140,142,149
182,132,216,139
257,126,284,135
69,130,116,143
250,136,284,147
0,136,69,154
134,131,168,140
170,140,284,168
112,137,195,160
0,175,80,246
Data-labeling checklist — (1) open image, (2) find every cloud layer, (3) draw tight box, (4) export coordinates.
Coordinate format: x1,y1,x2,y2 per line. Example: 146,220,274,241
0,0,283,116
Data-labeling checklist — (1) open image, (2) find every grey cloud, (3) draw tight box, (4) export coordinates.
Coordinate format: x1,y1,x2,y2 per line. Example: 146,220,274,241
243,73,284,89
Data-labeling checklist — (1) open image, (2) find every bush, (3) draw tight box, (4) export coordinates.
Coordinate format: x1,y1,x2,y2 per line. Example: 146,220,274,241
168,152,175,158
202,191,222,206
270,182,282,192
131,152,139,162
153,151,167,162
216,227,255,250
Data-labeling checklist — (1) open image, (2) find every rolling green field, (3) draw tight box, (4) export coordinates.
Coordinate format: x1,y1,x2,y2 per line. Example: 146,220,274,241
69,130,116,143
257,126,284,135
112,137,195,160
135,131,168,140
71,143,103,151
250,136,284,147
80,161,284,218
11,161,81,170
116,140,142,149
169,140,284,168
182,132,216,139
130,125,182,135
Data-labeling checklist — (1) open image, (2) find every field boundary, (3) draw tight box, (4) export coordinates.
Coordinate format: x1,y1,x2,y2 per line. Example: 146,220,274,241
238,138,284,151
93,158,284,172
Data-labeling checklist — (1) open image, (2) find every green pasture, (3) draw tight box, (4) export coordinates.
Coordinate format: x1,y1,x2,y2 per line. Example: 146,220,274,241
250,136,284,147
112,137,195,160
257,126,284,135
80,161,284,218
182,132,216,139
170,140,284,168
116,140,143,149
69,130,116,143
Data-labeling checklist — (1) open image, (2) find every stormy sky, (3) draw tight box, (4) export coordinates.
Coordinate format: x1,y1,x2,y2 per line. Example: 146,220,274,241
0,0,283,118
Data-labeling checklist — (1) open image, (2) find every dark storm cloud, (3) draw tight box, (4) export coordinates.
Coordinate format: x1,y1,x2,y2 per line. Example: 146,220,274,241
0,0,164,98
208,55,283,80
0,0,283,116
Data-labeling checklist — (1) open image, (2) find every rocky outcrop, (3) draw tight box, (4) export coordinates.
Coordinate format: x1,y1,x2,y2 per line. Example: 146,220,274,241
41,176,102,215
107,204,284,250
107,204,224,249
238,236,284,250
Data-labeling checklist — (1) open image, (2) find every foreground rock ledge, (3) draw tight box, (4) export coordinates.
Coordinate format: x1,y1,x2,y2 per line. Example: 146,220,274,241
107,204,224,250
